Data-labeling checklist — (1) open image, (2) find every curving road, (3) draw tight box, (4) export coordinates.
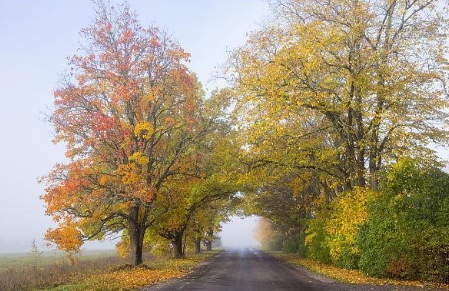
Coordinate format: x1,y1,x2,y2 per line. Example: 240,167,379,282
143,248,442,291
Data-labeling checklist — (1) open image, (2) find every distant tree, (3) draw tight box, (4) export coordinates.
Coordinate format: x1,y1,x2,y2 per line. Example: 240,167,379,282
150,110,240,258
254,218,284,251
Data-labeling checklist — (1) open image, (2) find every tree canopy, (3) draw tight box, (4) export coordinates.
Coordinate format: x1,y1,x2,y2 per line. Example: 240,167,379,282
230,0,449,191
233,0,449,282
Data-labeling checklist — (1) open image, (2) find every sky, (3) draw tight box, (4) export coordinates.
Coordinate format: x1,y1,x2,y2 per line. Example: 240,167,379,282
0,0,268,252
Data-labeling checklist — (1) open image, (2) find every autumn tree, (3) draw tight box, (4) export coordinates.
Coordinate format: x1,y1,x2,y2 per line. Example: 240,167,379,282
229,0,449,191
245,173,316,253
151,178,235,258
149,100,241,258
41,1,210,266
226,0,449,278
189,199,230,253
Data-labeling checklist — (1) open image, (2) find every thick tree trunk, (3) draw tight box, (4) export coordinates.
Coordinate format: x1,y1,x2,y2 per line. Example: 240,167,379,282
129,206,147,266
195,238,202,253
129,224,145,266
173,234,184,258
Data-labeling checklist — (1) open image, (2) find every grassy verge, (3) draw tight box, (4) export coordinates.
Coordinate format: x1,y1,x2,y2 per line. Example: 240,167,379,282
266,251,449,290
43,250,220,291
0,250,220,291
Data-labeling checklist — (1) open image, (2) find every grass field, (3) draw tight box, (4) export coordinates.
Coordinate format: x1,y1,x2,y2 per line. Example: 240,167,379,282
0,249,124,290
0,249,220,291
0,249,117,272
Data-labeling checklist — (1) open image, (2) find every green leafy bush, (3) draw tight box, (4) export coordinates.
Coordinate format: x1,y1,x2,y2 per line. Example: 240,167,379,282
358,158,449,282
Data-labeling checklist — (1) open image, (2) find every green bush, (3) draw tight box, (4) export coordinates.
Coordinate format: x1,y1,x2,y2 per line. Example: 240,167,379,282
305,218,332,264
358,158,449,282
263,233,284,251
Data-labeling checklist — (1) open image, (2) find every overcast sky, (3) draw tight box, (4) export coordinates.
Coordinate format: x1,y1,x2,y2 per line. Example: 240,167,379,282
0,0,267,252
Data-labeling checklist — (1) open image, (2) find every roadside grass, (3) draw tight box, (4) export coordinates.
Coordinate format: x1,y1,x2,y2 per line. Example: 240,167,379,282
267,251,449,290
0,249,220,291
0,250,117,272
0,249,122,291
44,250,220,291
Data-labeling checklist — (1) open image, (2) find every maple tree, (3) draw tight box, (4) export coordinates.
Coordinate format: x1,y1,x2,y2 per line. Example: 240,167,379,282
41,1,212,266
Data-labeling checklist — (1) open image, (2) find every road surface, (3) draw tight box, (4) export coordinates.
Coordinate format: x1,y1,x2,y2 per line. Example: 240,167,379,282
143,248,442,291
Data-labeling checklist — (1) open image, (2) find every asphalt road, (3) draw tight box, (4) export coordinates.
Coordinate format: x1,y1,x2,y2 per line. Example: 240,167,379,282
143,248,443,291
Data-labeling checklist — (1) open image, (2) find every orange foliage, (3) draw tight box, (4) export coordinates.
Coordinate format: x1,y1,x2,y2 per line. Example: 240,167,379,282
41,1,208,264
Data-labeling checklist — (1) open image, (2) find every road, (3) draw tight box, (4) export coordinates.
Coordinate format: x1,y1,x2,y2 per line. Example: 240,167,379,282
143,248,442,291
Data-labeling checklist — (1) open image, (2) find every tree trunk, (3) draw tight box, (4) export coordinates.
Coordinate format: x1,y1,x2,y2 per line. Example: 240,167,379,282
195,238,202,253
206,228,214,251
205,240,212,251
129,225,145,266
173,233,184,258
369,157,379,191
129,206,146,266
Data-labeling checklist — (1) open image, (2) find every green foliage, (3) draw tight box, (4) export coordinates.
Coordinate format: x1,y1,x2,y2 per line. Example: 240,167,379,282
266,234,285,251
283,232,307,256
358,158,449,282
305,218,332,264
228,0,449,283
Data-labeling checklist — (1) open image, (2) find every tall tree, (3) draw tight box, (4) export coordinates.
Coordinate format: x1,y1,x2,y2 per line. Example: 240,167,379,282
229,0,449,191
41,1,207,266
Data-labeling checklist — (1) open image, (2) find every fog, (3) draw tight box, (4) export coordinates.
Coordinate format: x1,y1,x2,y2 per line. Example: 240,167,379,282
220,216,260,248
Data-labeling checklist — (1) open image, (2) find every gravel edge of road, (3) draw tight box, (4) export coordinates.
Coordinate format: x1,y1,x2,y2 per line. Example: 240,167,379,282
281,260,337,284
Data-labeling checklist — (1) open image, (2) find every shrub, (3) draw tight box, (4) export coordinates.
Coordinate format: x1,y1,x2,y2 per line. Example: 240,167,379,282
306,217,332,264
306,188,374,268
358,158,449,282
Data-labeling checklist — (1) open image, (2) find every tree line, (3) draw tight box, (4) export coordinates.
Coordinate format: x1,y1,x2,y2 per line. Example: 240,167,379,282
233,0,449,283
42,0,449,283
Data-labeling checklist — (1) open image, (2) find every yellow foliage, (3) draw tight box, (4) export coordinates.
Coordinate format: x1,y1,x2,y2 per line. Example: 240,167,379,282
116,164,139,185
325,188,376,261
80,267,184,290
134,122,153,139
129,151,150,166
305,188,377,265
45,219,83,253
